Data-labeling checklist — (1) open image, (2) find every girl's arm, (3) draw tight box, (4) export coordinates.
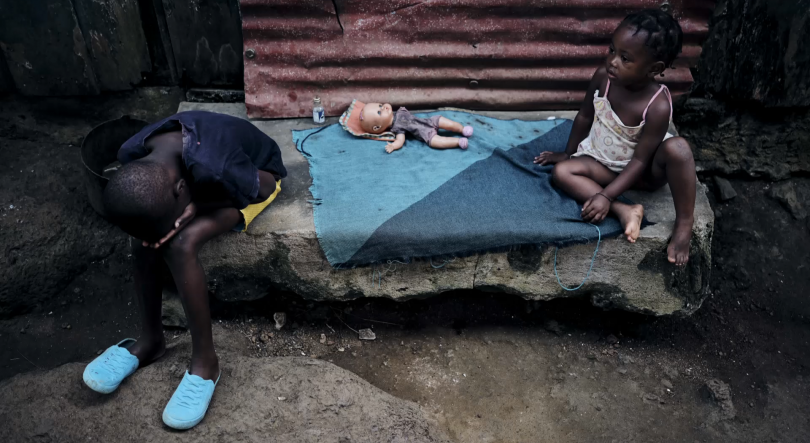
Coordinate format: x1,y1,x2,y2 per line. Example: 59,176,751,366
599,94,671,201
535,67,606,165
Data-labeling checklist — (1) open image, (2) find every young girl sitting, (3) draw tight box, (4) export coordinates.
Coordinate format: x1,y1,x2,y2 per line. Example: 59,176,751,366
534,9,696,267
340,100,473,153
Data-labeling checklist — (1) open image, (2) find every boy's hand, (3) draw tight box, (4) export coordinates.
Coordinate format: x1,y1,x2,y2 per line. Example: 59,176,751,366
143,202,197,249
581,193,610,223
534,151,569,165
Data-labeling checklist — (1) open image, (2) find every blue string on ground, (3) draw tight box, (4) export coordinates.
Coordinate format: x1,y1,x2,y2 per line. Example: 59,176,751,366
554,223,601,291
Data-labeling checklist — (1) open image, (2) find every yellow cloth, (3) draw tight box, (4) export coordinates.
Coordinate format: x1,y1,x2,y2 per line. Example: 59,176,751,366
239,180,280,232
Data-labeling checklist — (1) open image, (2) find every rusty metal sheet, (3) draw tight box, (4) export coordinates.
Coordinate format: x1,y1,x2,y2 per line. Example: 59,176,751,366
241,0,715,118
161,0,244,86
0,0,99,96
72,0,151,91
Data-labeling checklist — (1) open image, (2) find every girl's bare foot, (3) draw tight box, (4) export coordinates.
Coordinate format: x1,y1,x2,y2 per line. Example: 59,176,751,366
667,218,693,266
614,204,644,243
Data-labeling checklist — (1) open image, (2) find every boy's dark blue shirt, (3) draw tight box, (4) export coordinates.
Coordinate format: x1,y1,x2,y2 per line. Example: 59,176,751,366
119,111,287,209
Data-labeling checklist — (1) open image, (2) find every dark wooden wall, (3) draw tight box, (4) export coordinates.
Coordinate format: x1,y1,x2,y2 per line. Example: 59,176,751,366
0,0,243,95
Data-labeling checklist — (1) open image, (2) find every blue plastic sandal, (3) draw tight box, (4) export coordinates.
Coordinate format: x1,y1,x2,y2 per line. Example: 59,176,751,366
83,338,140,394
162,370,221,430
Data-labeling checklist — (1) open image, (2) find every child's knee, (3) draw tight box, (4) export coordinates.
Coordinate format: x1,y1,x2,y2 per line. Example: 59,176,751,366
163,231,201,262
663,137,694,163
551,162,571,185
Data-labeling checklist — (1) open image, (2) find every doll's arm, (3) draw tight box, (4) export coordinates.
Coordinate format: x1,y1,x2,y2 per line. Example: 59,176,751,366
385,133,406,154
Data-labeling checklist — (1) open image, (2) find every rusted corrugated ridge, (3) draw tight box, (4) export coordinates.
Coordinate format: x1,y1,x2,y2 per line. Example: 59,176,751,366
241,0,715,118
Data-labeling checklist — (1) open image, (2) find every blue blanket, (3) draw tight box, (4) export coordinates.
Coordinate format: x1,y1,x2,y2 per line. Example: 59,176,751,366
293,111,627,267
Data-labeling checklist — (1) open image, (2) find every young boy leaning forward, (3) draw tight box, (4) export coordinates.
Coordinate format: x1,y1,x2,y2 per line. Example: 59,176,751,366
535,9,696,266
83,110,286,429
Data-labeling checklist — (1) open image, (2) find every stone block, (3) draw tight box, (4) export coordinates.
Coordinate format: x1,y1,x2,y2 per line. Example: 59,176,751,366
179,103,713,315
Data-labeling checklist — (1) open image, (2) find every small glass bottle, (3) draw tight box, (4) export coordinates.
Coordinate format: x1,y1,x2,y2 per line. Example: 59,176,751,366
312,97,325,124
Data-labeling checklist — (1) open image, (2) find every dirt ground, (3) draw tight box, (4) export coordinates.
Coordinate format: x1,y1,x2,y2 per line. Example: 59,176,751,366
1,91,809,442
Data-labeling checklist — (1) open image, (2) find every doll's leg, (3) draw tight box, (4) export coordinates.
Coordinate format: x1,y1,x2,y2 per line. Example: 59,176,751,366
429,135,468,150
438,117,474,137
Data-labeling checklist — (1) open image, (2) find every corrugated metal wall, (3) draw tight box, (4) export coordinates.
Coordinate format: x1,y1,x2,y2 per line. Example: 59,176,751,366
241,0,715,118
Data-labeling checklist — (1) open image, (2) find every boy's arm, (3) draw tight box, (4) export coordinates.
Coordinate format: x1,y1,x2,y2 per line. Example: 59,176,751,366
599,95,671,201
535,67,605,165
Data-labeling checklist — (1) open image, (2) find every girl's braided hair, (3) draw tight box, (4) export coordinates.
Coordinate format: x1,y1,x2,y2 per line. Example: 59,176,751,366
620,9,683,68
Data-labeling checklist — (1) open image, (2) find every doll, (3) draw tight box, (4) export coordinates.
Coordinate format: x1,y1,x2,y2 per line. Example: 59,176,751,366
340,100,473,153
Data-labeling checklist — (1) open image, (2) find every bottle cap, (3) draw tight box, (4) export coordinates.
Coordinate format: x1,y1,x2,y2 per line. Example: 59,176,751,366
314,96,321,104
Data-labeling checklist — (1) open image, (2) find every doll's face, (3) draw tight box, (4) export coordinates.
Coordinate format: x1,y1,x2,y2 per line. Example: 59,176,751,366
360,103,394,133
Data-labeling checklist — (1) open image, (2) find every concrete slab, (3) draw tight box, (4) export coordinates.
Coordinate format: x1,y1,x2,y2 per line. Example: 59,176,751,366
179,102,713,315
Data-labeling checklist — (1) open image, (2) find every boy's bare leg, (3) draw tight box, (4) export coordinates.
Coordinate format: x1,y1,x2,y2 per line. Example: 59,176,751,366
163,207,242,380
551,157,645,242
126,242,169,365
429,135,463,149
437,116,464,133
645,137,696,266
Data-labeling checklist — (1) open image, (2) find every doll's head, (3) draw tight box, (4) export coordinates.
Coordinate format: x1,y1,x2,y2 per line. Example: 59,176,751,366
339,99,397,141
359,102,394,134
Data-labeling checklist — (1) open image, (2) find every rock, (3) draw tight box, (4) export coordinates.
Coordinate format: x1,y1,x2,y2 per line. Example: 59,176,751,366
0,334,450,443
767,182,807,220
617,354,634,366
259,332,273,343
273,312,286,330
319,333,327,344
664,367,679,379
544,320,562,335
713,177,737,201
701,379,736,423
606,334,619,344
185,103,714,316
358,329,376,341
677,99,810,180
662,379,674,390
161,290,187,329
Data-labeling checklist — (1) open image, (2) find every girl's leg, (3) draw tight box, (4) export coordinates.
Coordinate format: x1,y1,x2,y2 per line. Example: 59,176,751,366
437,116,464,133
645,137,696,266
429,135,464,149
552,157,645,242
162,208,242,380
126,241,169,365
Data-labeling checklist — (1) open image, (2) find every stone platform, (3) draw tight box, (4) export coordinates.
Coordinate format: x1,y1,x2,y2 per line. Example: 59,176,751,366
181,103,713,316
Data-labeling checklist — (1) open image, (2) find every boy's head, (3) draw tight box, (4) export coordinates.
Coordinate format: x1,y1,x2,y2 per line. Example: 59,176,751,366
607,9,683,85
359,102,394,134
102,160,191,243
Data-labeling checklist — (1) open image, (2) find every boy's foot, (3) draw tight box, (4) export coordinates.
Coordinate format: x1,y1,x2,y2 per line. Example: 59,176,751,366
458,137,468,150
189,355,220,381
462,125,474,137
127,338,167,367
615,204,644,243
667,218,693,266
83,339,140,394
163,370,221,430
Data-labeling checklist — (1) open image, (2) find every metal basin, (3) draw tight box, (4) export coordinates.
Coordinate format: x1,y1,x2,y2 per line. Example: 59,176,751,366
80,116,148,218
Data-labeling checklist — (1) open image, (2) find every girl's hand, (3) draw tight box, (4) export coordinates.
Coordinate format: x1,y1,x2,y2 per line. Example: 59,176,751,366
534,151,569,165
581,193,610,223
143,202,197,249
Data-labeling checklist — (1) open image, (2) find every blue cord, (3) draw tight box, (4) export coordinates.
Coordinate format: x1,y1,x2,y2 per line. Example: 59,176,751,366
554,223,601,291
